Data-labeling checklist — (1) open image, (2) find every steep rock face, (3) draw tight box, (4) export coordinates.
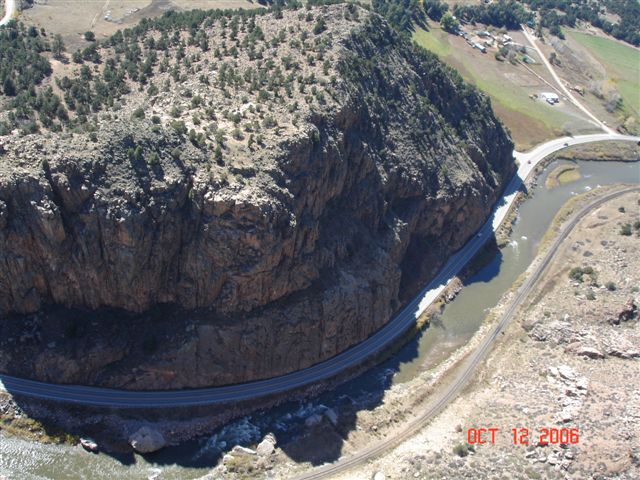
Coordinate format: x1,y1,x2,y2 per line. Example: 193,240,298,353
0,6,514,388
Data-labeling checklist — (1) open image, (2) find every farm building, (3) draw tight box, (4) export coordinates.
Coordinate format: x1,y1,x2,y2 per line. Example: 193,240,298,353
473,43,487,53
540,92,560,104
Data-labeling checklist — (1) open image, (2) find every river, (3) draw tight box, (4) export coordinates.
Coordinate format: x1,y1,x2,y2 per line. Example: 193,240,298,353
0,159,638,480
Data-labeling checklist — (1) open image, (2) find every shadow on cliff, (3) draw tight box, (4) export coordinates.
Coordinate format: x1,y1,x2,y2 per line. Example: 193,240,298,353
1,240,511,473
0,182,527,471
275,183,527,466
276,251,506,467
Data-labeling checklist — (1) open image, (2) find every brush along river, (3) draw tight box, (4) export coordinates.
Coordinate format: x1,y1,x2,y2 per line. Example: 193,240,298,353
0,159,638,479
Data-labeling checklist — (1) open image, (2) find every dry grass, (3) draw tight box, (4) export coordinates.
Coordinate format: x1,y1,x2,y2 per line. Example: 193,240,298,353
545,164,581,189
549,140,640,163
0,411,78,444
20,0,258,50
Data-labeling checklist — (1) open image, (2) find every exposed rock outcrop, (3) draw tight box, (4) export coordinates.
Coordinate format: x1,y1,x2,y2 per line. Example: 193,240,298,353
0,5,514,389
256,433,277,457
79,437,99,452
618,297,637,322
129,426,166,453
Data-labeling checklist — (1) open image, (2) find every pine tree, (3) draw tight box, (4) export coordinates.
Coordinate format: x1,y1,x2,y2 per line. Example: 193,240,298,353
52,34,66,59
3,78,16,97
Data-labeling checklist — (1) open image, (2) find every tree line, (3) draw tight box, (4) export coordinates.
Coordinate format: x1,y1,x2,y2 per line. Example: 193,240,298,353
423,0,637,46
452,0,533,30
526,0,639,45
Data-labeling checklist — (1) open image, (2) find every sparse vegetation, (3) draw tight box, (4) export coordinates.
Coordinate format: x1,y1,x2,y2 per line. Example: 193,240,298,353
453,442,474,457
569,265,596,283
545,165,581,189
567,31,639,121
0,411,79,445
619,223,632,236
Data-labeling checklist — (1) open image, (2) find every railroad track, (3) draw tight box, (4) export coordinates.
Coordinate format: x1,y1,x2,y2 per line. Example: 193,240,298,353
292,185,640,480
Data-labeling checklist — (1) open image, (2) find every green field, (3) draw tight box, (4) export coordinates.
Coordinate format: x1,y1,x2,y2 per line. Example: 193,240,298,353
413,27,452,58
568,31,640,118
412,26,588,149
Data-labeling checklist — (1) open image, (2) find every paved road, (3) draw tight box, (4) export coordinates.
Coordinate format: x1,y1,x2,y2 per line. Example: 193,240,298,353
0,0,16,26
521,26,617,135
0,134,638,407
293,184,640,480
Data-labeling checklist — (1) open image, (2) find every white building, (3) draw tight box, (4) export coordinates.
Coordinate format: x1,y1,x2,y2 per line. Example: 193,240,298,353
473,43,487,53
540,92,560,104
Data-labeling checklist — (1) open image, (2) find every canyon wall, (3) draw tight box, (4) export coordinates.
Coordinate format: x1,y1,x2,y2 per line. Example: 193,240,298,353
0,6,514,388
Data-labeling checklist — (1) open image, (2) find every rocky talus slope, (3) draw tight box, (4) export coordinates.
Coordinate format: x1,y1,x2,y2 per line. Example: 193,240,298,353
0,5,514,388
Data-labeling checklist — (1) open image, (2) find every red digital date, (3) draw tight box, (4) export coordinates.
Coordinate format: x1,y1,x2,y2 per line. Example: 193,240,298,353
467,427,500,444
466,427,580,445
537,427,580,445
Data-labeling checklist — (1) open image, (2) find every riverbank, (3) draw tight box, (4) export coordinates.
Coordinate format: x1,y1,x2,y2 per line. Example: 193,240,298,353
549,140,639,163
545,164,581,189
497,139,639,247
328,187,640,480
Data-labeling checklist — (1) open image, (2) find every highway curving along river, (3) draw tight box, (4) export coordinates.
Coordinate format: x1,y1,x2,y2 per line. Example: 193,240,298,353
0,134,638,408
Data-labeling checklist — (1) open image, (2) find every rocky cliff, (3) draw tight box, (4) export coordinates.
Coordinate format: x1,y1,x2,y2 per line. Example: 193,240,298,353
0,4,514,388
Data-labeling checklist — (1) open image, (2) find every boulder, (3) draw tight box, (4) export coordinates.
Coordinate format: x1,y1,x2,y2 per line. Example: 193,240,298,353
305,413,323,428
557,365,576,381
129,426,166,453
256,434,276,457
618,298,637,322
576,377,589,390
323,408,339,426
608,348,640,359
372,472,386,480
80,437,99,452
231,445,256,456
576,346,604,359
522,317,540,332
547,453,560,465
557,410,573,423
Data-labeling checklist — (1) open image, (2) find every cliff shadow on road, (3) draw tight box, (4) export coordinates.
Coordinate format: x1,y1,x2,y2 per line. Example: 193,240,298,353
0,170,526,472
0,178,526,472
